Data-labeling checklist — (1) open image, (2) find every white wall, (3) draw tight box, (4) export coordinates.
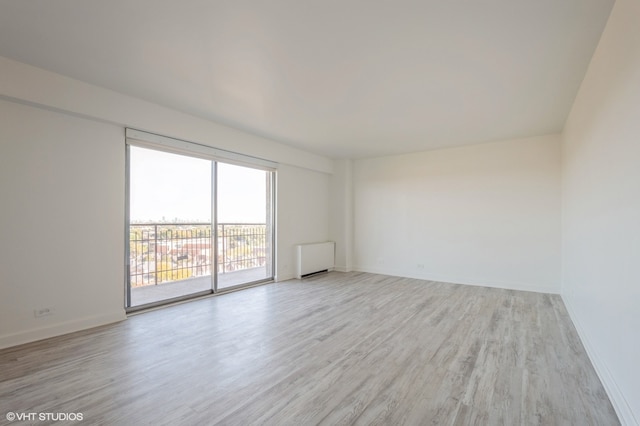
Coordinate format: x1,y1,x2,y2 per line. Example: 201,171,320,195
0,59,332,348
0,100,126,347
329,159,354,272
0,56,333,175
353,134,561,293
561,0,640,422
275,164,331,282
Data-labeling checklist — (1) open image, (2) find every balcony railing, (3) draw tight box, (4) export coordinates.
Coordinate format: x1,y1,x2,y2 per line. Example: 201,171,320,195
129,223,268,288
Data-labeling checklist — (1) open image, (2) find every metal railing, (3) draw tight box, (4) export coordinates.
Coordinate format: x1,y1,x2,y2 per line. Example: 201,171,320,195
129,223,267,287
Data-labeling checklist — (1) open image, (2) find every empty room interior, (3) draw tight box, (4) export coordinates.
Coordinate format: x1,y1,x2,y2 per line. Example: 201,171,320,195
0,0,638,424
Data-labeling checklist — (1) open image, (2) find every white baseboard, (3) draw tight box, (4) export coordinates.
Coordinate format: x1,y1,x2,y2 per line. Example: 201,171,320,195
274,273,295,282
276,268,344,282
562,295,638,426
0,310,127,350
352,265,560,294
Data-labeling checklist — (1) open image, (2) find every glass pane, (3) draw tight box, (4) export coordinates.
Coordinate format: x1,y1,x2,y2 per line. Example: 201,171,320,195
128,146,212,307
217,163,272,289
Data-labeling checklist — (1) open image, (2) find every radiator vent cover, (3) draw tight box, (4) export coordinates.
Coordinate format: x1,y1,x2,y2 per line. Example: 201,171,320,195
295,242,335,279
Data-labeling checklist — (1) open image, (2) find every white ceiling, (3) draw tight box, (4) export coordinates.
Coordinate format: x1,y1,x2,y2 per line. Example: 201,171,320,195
0,0,614,159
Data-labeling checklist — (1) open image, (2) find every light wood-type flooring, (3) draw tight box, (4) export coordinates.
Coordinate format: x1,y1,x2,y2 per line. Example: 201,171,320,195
0,272,619,425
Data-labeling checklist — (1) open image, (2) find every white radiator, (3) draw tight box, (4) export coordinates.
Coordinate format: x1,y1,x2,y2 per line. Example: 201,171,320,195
295,241,335,279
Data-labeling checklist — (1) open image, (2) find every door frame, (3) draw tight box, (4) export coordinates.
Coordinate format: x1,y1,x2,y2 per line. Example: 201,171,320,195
124,133,276,312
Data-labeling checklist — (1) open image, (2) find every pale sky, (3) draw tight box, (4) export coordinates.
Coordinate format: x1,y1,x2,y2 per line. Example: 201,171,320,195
130,146,267,223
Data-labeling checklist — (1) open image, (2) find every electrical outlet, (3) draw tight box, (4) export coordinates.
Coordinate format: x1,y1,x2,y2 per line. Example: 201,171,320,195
417,264,425,269
34,307,55,318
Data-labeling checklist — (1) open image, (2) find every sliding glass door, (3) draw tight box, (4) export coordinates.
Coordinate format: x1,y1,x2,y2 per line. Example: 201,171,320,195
126,143,274,310
217,163,273,289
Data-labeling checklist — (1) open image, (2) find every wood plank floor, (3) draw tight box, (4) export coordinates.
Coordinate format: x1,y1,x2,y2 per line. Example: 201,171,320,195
0,272,619,425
